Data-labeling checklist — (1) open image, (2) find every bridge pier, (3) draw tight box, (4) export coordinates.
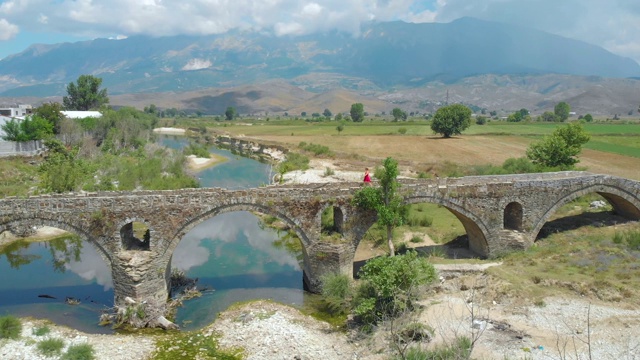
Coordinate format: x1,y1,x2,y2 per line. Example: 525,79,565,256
111,250,170,307
303,242,355,293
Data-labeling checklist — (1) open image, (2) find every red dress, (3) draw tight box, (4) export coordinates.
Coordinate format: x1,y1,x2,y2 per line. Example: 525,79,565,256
364,173,371,182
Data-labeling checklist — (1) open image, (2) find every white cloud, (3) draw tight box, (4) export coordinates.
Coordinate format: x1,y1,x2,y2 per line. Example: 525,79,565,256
0,0,638,63
182,58,212,71
0,19,18,40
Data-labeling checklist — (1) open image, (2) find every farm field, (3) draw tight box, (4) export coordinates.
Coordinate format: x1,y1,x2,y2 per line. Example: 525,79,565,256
202,120,640,180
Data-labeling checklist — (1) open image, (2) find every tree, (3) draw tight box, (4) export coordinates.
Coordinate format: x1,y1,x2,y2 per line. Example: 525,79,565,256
391,107,408,121
0,115,54,142
352,157,407,256
539,111,558,122
62,75,109,110
33,102,64,134
554,102,571,122
526,122,590,168
583,113,594,122
430,104,472,138
350,103,365,123
225,106,236,120
323,108,332,118
334,113,343,121
336,123,344,134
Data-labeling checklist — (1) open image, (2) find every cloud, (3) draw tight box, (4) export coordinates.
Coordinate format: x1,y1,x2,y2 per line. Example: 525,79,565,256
182,58,212,71
0,19,18,40
0,0,638,62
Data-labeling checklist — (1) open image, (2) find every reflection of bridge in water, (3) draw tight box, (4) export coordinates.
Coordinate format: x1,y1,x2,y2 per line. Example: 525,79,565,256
1,171,639,309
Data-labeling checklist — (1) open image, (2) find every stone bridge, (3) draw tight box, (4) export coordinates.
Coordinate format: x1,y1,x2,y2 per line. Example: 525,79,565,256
1,171,639,310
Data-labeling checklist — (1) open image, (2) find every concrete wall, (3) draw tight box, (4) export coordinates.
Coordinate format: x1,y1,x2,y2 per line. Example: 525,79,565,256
0,140,45,157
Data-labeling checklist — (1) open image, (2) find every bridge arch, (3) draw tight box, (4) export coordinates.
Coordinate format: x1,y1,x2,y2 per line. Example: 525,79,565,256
0,217,114,267
319,203,345,236
531,184,640,240
403,196,491,257
163,203,311,261
116,218,152,251
504,202,524,231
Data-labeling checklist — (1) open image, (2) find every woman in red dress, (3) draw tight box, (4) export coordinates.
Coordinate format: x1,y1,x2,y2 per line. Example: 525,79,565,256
363,168,371,185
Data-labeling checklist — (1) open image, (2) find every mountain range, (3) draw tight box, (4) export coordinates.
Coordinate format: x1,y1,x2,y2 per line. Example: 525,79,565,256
0,17,639,116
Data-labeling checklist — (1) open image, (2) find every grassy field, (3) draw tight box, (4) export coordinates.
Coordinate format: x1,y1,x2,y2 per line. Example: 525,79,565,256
204,119,640,180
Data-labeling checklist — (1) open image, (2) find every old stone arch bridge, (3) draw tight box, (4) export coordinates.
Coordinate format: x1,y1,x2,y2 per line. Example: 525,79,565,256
1,171,639,309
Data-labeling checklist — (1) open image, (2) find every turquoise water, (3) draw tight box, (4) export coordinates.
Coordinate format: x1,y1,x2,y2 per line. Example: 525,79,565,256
0,137,304,333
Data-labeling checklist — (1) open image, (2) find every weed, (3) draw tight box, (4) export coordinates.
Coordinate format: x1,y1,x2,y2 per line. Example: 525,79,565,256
0,315,22,340
37,338,65,357
60,344,96,360
32,325,51,336
410,235,424,243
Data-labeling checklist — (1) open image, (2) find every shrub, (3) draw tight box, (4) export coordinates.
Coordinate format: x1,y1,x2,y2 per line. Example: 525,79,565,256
0,315,22,339
323,167,335,177
320,273,353,315
398,336,471,360
62,343,96,360
407,215,433,227
398,127,407,135
410,235,424,243
354,251,437,324
37,338,65,357
32,325,51,336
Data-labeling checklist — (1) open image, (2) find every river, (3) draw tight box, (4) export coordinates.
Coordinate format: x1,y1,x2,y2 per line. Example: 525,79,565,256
0,136,305,333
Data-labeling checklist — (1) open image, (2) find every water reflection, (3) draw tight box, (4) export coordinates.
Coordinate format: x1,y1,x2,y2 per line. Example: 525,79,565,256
0,235,114,334
172,211,304,330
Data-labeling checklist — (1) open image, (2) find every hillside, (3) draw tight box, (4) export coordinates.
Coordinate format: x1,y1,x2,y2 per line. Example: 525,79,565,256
0,18,638,98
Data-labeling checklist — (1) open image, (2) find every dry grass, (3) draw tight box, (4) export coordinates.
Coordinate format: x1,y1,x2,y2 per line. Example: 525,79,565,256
234,133,640,180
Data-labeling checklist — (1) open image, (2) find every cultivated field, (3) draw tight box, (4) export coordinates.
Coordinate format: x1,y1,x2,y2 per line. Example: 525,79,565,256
197,120,640,180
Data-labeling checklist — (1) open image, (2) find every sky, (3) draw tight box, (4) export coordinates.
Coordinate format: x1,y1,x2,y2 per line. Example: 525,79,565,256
1,0,640,64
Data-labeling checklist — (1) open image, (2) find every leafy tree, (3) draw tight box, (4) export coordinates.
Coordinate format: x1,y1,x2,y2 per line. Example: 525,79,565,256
554,102,571,122
144,104,158,115
539,111,558,122
63,75,109,110
526,122,590,168
583,113,594,122
33,102,64,134
334,113,343,121
353,157,407,256
301,111,307,117
430,104,472,138
225,106,236,120
323,108,332,117
350,103,365,123
475,116,487,125
391,107,407,121
336,123,344,134
1,115,54,141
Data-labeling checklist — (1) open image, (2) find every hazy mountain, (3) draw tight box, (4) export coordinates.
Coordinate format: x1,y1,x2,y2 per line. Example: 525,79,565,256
1,17,638,97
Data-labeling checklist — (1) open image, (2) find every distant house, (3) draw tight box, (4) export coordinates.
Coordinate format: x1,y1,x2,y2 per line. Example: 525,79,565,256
0,104,32,140
60,111,103,119
0,104,32,118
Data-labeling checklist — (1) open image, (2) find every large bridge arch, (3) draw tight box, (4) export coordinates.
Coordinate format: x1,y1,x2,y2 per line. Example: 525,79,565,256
403,196,492,257
162,203,312,264
531,184,640,240
0,217,114,267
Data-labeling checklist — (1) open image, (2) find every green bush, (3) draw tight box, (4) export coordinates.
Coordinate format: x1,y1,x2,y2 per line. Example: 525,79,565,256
354,251,437,324
398,127,407,134
298,142,333,156
407,214,433,227
320,273,353,315
410,235,424,243
0,315,22,339
32,325,51,336
61,343,96,360
183,142,210,158
37,338,65,357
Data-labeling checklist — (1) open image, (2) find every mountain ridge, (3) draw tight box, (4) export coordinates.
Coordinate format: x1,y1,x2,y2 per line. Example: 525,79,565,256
0,17,638,98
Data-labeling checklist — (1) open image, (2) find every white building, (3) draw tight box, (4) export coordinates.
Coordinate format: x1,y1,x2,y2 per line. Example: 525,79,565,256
60,111,102,119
